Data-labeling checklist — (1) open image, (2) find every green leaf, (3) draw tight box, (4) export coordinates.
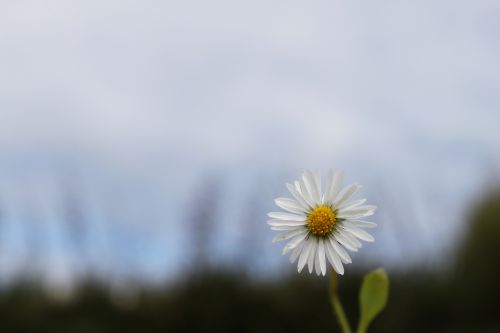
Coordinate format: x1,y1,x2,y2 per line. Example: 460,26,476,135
357,268,389,333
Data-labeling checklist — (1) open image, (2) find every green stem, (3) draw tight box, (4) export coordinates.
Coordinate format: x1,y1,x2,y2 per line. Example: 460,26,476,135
356,324,367,333
329,271,352,333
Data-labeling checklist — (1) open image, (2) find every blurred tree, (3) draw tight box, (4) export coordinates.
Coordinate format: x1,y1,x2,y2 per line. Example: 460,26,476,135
2,187,500,333
0,196,4,251
186,175,222,272
22,201,46,278
236,188,266,272
59,179,90,277
453,189,500,328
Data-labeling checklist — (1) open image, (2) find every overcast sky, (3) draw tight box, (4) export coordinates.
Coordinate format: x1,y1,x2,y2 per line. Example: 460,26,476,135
1,0,500,286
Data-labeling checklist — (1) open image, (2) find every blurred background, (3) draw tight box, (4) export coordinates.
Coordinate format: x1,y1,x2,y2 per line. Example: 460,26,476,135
1,1,500,332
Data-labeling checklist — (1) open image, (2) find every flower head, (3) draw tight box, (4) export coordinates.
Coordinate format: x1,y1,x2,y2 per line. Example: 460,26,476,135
268,170,377,276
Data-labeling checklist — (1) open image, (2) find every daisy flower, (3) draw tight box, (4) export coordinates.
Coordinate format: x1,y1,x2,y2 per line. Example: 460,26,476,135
268,170,377,276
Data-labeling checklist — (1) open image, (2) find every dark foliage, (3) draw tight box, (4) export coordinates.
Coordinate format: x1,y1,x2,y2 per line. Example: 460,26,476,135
1,191,500,333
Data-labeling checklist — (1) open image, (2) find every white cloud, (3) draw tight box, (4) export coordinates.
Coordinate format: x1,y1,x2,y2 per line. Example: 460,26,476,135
0,0,500,281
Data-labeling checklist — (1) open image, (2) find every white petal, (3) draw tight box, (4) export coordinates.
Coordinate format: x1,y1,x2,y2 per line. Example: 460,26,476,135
342,225,375,242
337,205,376,219
333,231,360,252
267,219,306,227
274,198,307,214
337,199,366,210
271,225,302,231
303,170,320,204
307,239,317,274
289,241,304,263
314,245,321,276
297,179,315,207
272,229,308,243
313,171,322,200
286,183,312,210
282,232,308,254
267,212,306,221
338,212,375,220
318,238,327,275
328,237,352,264
325,241,344,275
323,170,333,203
324,170,343,204
297,239,313,273
340,230,363,248
343,220,377,229
332,184,360,208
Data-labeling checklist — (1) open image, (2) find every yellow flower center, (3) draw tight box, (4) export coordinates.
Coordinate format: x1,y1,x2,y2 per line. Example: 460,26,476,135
307,205,336,237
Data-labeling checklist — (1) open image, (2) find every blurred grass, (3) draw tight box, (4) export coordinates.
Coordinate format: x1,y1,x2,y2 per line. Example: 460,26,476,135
1,190,500,332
